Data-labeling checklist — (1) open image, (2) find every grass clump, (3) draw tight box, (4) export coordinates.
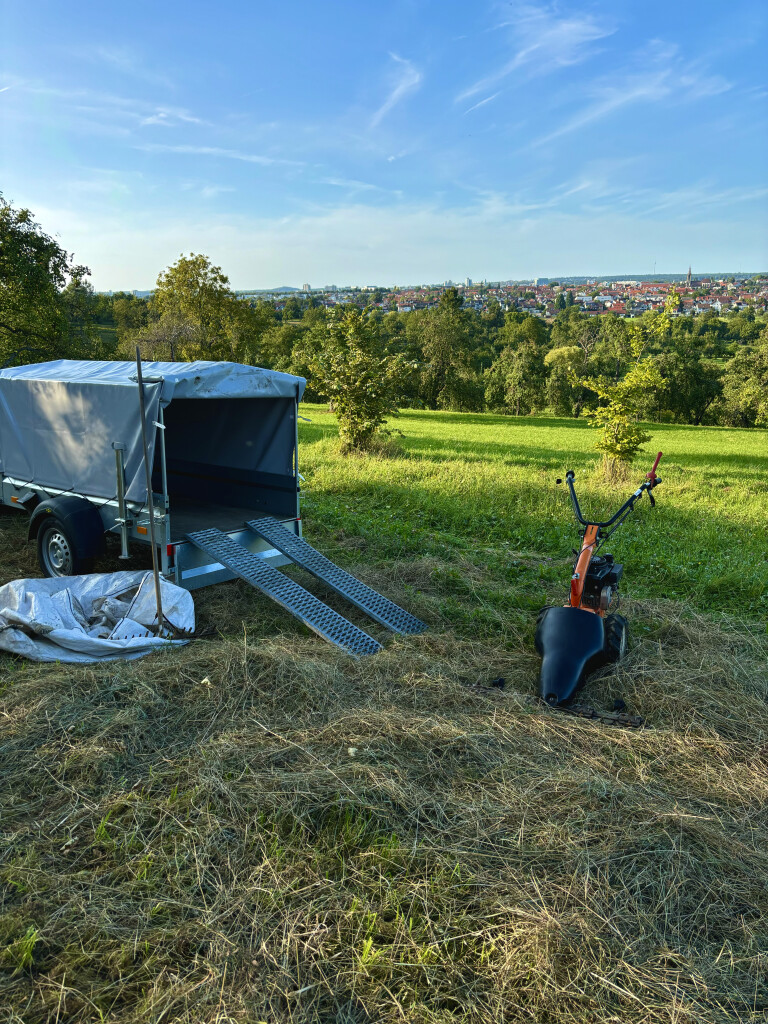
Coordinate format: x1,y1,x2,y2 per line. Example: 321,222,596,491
1,409,767,1022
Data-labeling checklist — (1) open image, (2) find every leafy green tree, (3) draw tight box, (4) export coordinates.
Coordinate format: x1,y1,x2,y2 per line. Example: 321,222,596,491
60,278,107,358
300,307,409,453
497,312,548,351
112,293,150,339
138,253,258,363
565,289,575,307
482,299,504,330
654,342,722,425
719,329,768,426
579,309,669,471
550,306,583,349
485,342,547,416
416,294,474,409
439,287,463,314
281,295,304,321
0,195,92,366
554,292,566,311
544,345,582,416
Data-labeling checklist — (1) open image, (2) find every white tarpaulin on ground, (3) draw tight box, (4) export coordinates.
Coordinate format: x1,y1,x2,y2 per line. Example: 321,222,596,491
0,571,194,663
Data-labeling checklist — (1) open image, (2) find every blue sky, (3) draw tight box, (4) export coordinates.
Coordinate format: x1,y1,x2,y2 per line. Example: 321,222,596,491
1,0,766,289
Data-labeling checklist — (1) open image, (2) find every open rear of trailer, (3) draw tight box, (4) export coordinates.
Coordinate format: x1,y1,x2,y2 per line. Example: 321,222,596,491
0,359,425,655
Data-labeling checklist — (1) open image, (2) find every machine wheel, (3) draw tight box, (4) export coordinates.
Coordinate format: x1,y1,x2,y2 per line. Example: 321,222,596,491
37,518,94,578
603,613,628,663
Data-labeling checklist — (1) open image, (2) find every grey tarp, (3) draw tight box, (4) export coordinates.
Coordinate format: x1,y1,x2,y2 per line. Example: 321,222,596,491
0,360,306,503
0,570,194,662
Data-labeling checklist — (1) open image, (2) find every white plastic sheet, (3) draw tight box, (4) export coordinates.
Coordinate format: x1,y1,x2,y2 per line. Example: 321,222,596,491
0,571,194,663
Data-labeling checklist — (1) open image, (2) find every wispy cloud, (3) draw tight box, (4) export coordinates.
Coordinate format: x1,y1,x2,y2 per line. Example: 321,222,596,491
457,3,615,103
199,184,236,199
139,106,204,127
530,41,732,147
321,177,385,192
464,91,501,115
0,86,11,94
370,53,422,129
136,143,304,167
90,46,174,89
5,80,207,132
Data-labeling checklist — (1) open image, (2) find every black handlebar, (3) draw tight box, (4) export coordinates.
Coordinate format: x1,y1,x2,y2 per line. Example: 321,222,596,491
559,455,662,533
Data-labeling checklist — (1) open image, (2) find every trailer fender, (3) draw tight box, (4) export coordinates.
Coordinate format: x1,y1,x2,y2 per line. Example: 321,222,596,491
28,496,106,560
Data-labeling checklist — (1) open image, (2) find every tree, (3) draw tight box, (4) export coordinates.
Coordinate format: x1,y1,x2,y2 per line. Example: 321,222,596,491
544,345,582,416
497,312,548,350
139,253,257,363
0,194,93,366
281,295,304,321
439,287,463,314
719,329,768,426
112,293,150,339
565,289,575,307
416,294,474,409
485,342,547,416
300,307,409,453
554,292,566,311
578,310,668,472
654,343,722,425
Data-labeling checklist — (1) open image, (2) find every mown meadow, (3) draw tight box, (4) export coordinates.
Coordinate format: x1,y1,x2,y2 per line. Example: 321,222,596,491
0,409,766,1024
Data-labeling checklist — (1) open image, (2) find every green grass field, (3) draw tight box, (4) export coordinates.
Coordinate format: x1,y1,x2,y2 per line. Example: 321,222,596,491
299,405,768,617
0,409,766,1023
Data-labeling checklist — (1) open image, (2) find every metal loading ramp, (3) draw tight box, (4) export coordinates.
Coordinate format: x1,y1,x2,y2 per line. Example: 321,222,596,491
185,528,382,657
246,516,427,635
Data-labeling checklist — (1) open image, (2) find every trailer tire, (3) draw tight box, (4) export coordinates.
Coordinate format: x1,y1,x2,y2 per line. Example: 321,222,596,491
37,518,95,578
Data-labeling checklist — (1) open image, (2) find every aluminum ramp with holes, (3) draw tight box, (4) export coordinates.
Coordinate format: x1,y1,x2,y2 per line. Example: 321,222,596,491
245,516,427,635
185,528,382,657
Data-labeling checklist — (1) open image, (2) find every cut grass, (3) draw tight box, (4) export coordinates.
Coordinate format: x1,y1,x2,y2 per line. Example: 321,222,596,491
0,409,766,1023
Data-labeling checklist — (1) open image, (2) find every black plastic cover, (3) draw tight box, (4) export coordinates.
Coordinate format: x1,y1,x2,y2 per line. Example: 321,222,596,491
536,606,607,706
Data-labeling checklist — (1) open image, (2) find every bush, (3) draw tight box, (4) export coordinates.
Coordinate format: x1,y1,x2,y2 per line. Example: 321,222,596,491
301,307,410,454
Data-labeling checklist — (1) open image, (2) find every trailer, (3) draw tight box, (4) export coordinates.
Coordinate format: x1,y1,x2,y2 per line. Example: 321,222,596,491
0,359,425,655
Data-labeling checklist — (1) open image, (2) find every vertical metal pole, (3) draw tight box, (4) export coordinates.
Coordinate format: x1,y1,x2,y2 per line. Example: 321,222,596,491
135,347,165,635
112,442,130,559
158,405,169,511
294,384,300,522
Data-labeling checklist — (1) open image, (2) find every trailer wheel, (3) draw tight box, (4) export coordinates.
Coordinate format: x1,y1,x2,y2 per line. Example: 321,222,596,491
37,519,94,578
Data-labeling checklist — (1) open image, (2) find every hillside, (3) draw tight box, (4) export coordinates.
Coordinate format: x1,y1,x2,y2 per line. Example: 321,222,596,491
1,410,766,1023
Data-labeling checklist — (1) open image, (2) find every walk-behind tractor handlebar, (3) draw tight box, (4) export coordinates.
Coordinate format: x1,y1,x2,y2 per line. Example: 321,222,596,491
562,449,663,529
535,453,663,709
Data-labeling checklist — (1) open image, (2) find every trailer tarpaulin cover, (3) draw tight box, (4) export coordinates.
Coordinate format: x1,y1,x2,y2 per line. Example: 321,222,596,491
0,360,306,503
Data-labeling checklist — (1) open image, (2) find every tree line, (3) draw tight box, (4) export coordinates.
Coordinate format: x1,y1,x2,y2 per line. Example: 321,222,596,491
2,196,767,442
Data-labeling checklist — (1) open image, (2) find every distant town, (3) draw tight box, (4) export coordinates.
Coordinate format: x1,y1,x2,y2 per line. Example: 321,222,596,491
225,270,766,319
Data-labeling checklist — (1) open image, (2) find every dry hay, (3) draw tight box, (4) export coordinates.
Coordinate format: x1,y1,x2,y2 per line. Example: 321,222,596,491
0,510,767,1023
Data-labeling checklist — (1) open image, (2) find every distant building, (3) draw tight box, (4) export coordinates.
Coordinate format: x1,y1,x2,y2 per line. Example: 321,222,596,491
302,283,311,292
534,277,549,286
465,277,472,287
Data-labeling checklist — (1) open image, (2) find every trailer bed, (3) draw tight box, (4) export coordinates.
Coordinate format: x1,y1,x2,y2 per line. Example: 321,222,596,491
168,499,258,541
